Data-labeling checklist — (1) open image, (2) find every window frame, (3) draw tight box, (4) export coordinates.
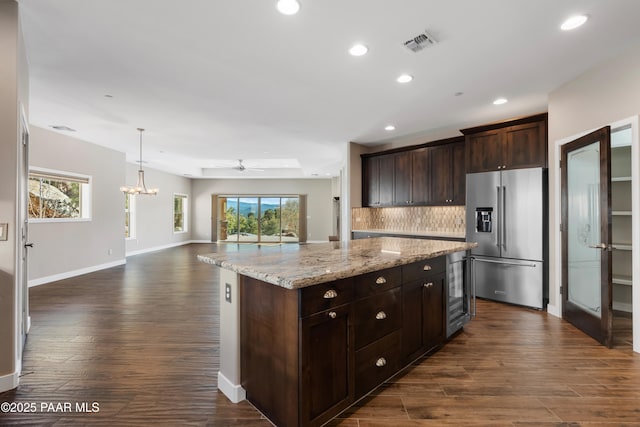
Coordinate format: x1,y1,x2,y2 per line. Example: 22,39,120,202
173,193,188,233
28,167,92,223
125,192,136,239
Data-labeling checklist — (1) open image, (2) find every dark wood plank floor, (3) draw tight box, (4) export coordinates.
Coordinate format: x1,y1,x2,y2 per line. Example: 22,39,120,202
1,244,638,426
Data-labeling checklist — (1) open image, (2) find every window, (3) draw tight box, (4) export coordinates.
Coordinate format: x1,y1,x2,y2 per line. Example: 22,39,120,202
174,194,188,232
28,168,91,221
125,193,136,238
220,196,299,243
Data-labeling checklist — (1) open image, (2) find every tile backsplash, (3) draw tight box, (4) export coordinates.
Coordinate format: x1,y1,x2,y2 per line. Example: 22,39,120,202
352,206,466,234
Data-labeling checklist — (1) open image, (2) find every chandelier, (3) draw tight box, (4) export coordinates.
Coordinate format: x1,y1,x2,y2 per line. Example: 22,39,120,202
120,128,158,195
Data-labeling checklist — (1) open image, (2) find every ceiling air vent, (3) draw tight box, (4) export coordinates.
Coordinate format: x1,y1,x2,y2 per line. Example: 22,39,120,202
403,30,437,53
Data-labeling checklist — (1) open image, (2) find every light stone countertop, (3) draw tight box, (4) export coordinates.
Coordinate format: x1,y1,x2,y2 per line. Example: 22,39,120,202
352,229,465,239
198,237,477,289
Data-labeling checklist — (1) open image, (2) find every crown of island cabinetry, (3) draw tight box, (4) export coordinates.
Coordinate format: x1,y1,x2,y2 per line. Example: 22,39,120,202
199,237,476,427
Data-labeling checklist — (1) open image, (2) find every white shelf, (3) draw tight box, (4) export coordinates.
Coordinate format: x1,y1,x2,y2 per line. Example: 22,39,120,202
613,275,633,286
612,176,632,182
613,211,632,216
612,243,632,251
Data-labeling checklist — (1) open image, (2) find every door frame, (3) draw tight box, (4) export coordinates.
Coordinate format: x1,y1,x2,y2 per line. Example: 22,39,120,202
552,115,640,352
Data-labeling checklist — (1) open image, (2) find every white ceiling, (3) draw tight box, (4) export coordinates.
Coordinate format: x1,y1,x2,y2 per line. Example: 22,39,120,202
17,0,640,179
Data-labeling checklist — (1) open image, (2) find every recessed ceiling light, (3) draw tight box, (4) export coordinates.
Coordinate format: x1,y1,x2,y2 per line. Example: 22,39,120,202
104,94,113,98
454,92,464,97
493,97,508,105
385,125,396,131
561,14,588,31
396,74,413,84
349,44,368,56
276,0,300,15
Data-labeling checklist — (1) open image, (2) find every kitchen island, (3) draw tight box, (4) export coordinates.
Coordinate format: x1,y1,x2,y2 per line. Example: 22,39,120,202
198,237,476,427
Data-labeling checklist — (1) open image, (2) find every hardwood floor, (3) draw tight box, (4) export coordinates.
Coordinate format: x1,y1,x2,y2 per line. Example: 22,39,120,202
1,243,638,426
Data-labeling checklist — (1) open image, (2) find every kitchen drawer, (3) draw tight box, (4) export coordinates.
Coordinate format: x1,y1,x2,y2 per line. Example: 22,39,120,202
353,288,402,349
354,287,402,349
300,277,354,318
402,256,445,282
355,330,401,398
354,266,402,298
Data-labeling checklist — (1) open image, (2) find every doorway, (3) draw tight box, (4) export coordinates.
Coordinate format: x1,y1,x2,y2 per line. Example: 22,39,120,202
556,117,638,351
217,196,301,244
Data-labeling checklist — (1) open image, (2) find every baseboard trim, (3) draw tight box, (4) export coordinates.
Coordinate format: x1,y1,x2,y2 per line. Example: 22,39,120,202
126,240,199,257
217,371,246,403
0,370,19,393
546,303,561,318
28,259,127,287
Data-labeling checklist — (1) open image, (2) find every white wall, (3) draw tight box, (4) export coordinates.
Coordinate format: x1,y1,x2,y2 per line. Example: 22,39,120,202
27,126,126,283
191,178,333,242
548,39,640,350
125,163,192,255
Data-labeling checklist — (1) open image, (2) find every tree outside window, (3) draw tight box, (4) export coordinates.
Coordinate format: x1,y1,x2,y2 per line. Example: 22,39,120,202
28,169,90,220
174,194,188,232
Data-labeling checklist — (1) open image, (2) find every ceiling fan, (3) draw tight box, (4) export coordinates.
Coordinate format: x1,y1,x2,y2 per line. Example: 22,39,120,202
232,159,264,172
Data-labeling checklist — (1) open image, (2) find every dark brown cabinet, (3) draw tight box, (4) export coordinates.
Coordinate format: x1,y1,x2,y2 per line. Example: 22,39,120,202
362,154,394,207
301,304,354,426
241,257,450,427
393,151,412,205
428,141,465,205
361,137,464,207
401,258,446,362
462,113,547,173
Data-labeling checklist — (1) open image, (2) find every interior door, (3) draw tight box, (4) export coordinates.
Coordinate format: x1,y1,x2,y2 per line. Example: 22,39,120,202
561,126,613,347
19,108,30,348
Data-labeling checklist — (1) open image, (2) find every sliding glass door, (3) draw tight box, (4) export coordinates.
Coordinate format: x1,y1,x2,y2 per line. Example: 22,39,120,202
220,196,299,243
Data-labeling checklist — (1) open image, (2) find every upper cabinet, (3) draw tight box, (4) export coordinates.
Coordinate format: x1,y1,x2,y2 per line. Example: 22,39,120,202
462,113,548,173
361,137,464,207
428,141,465,205
362,154,394,207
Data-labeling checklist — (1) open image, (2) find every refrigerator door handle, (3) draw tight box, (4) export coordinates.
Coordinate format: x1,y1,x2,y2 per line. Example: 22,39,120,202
473,258,538,268
496,186,501,248
502,185,506,252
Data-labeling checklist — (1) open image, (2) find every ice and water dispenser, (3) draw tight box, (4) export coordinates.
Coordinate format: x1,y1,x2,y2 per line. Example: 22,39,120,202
475,207,493,232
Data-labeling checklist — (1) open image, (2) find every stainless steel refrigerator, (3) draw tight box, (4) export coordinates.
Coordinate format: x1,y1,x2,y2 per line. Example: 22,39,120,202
465,167,547,309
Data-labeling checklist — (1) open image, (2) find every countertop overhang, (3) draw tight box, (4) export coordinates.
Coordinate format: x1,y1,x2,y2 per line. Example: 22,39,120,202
198,237,477,289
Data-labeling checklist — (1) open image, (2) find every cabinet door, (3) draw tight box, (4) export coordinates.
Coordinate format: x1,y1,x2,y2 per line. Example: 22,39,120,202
504,121,547,169
362,156,379,207
301,305,354,426
393,152,412,205
465,130,503,173
428,144,453,205
378,154,395,206
451,141,466,204
422,273,445,350
401,279,424,361
410,148,429,205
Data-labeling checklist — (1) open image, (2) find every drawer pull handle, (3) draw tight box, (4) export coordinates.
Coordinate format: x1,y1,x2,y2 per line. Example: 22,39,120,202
375,357,387,367
424,282,433,288
328,311,337,319
423,265,432,271
375,311,387,320
375,276,387,285
323,289,338,299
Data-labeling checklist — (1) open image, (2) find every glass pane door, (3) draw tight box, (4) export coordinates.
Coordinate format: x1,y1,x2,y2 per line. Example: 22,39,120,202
561,126,613,347
567,142,602,314
238,197,259,243
259,197,281,243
